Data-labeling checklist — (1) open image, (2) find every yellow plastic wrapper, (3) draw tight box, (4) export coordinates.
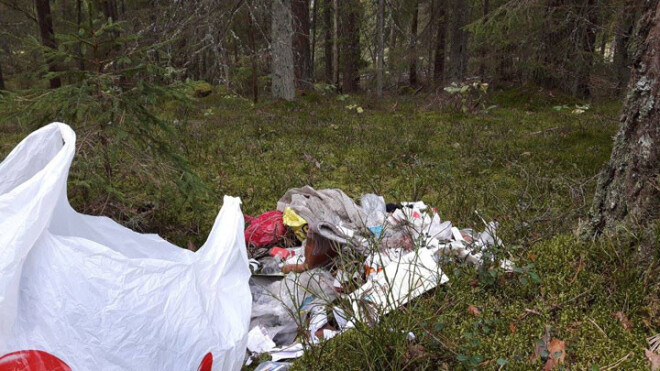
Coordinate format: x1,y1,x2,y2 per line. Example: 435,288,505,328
283,207,308,241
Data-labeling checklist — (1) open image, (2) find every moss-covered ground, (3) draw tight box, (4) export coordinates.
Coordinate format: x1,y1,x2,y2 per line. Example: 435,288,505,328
1,87,658,369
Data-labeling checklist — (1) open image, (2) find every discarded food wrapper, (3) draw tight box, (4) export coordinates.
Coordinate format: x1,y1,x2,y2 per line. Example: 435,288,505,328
270,246,294,260
368,225,384,237
361,194,387,227
245,210,287,250
283,207,308,242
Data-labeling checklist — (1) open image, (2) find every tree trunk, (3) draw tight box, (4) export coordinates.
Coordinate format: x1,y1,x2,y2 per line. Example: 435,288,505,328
61,0,67,19
536,0,569,90
332,0,339,87
573,0,597,98
390,14,397,50
478,0,489,80
427,0,435,82
613,0,636,95
341,0,360,92
272,0,295,100
35,0,62,89
448,0,468,82
376,0,384,97
586,0,660,237
0,59,5,90
101,0,119,21
310,0,318,82
248,8,258,103
292,0,312,90
323,0,332,82
600,31,607,58
408,0,419,86
434,0,446,86
219,37,231,89
76,0,85,71
101,0,120,60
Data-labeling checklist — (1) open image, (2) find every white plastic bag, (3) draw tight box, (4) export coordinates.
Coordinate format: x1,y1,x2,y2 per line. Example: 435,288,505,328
0,123,251,370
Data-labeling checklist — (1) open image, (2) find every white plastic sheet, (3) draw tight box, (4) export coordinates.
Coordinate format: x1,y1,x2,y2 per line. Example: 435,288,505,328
0,123,251,370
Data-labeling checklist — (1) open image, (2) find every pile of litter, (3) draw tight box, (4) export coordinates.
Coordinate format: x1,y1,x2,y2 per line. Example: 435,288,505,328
243,186,510,369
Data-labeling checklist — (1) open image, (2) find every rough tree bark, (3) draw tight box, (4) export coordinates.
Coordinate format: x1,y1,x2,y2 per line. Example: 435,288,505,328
332,0,339,86
248,7,258,103
310,0,317,82
323,0,332,82
292,0,312,90
341,0,360,92
0,59,5,90
76,0,85,71
390,14,397,50
478,0,489,80
408,0,419,86
376,0,384,97
434,0,446,86
586,0,660,237
537,0,569,90
448,0,468,82
34,0,61,89
613,0,636,95
101,0,119,21
573,0,597,98
272,0,295,100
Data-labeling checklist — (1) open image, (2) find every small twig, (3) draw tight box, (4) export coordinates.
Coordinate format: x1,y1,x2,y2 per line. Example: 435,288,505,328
518,308,541,319
588,317,609,339
527,126,559,136
601,351,633,370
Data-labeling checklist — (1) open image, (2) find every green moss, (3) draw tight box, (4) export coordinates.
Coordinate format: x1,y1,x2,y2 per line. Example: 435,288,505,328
191,81,213,97
2,88,656,369
295,235,656,370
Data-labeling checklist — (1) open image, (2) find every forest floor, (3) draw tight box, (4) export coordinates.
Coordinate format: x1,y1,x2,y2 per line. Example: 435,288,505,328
1,87,658,369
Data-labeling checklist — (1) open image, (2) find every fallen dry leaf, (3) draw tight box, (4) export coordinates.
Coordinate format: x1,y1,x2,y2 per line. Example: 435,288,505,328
519,308,541,319
467,305,482,316
614,311,633,331
647,349,660,371
509,322,517,334
543,338,566,370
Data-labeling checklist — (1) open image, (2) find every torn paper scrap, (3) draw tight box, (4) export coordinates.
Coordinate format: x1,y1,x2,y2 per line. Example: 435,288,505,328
269,343,305,362
348,248,448,323
247,326,277,354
